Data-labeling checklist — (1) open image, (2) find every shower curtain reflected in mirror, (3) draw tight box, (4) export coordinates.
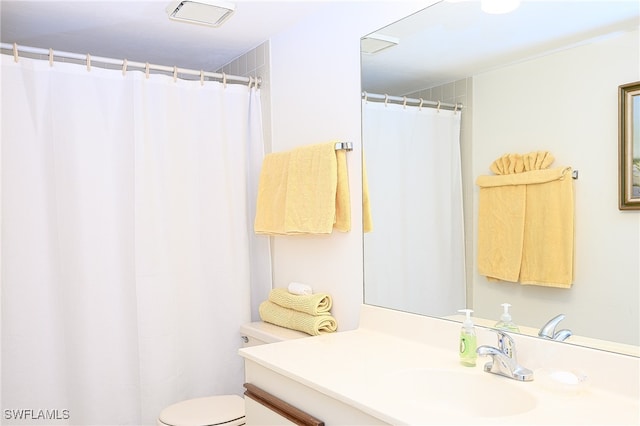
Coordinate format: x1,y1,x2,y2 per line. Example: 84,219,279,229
1,55,270,425
363,100,466,317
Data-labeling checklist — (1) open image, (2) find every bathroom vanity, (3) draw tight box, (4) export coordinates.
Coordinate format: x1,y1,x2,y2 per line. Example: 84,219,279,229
239,305,639,425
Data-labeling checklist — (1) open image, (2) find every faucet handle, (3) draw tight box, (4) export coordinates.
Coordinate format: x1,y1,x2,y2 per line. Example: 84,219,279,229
491,329,515,359
538,314,566,339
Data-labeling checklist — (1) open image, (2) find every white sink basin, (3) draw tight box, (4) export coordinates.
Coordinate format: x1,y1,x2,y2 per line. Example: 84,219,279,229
375,368,537,418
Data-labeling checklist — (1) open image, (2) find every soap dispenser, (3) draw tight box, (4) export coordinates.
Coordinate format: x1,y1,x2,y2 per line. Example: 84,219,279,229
495,303,520,332
458,309,477,367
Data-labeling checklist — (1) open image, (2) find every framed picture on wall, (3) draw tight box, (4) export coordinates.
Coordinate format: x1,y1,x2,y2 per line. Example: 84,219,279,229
619,81,640,210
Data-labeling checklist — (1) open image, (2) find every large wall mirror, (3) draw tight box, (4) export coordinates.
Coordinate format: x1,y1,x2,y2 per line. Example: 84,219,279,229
361,0,639,356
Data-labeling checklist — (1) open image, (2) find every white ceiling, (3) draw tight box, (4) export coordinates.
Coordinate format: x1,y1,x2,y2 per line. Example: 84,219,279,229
0,0,328,72
1,0,639,91
361,0,640,95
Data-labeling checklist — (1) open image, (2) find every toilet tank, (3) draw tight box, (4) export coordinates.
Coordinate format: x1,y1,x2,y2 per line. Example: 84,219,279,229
240,321,308,347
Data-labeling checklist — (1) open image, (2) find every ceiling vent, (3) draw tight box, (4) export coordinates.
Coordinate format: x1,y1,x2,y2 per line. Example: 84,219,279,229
361,33,400,54
166,0,236,27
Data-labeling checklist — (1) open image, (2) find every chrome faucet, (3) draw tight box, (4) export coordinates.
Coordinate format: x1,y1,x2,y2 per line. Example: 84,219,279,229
476,330,534,381
538,314,572,341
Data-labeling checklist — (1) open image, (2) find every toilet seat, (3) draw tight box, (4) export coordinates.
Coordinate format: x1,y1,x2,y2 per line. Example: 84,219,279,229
157,395,245,426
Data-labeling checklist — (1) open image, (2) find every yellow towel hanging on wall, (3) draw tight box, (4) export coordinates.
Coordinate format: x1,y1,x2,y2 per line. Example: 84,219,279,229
254,141,351,235
477,158,574,288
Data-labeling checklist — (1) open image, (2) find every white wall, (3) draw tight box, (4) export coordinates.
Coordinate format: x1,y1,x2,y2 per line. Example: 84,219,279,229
471,29,640,345
267,1,434,331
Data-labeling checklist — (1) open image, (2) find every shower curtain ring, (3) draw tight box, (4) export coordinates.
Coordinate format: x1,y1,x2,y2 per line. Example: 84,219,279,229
122,59,128,77
145,63,150,79
363,91,368,102
13,43,18,62
437,100,441,112
384,94,389,107
403,96,407,109
86,54,91,72
200,70,204,86
419,98,424,110
173,66,178,83
49,48,54,67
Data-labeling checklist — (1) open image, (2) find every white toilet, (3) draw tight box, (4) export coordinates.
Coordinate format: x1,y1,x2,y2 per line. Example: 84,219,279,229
156,321,307,426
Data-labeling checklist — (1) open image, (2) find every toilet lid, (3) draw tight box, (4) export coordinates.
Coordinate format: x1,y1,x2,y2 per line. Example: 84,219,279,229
158,395,245,426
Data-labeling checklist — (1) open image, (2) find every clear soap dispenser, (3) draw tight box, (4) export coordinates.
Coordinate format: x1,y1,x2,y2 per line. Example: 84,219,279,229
495,303,520,332
458,309,477,367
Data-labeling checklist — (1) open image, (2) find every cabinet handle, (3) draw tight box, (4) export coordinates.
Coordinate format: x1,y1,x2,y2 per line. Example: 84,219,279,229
243,383,324,426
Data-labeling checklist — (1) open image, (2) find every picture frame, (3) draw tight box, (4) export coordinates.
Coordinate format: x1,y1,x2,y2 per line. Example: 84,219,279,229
619,81,640,210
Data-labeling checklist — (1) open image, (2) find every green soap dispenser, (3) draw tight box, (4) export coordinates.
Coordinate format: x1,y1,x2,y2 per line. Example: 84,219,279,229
458,309,477,367
495,303,521,332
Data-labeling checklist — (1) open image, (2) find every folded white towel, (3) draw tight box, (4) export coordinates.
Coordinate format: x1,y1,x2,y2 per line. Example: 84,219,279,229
288,282,313,295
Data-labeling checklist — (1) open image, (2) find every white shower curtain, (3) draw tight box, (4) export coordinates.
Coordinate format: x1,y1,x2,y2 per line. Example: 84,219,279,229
1,55,270,425
363,100,465,317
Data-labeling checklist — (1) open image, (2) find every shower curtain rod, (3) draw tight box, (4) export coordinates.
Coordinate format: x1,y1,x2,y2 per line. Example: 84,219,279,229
1,43,260,87
362,92,462,111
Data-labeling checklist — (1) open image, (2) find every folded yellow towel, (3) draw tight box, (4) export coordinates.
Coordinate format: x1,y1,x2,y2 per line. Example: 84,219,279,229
259,301,338,336
490,151,555,175
523,151,554,172
477,166,574,288
490,153,525,175
254,142,351,235
268,288,332,316
476,167,568,187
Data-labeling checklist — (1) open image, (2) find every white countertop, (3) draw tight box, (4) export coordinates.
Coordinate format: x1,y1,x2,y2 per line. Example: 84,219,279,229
239,306,640,425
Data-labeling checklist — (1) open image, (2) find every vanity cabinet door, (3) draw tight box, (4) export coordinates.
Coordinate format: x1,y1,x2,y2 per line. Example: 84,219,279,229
245,397,298,426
